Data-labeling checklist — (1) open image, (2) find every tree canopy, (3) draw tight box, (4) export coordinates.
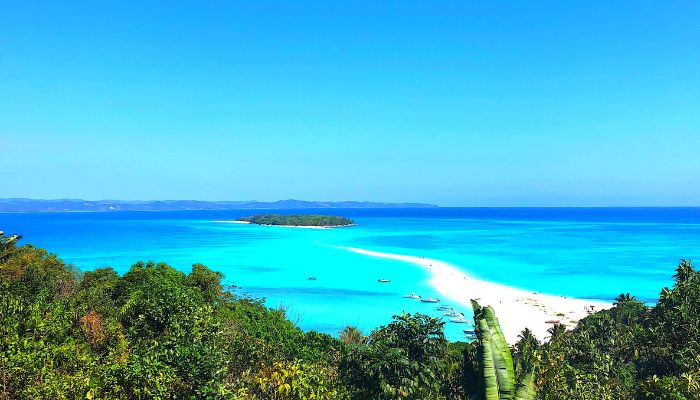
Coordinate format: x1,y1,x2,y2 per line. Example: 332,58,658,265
1,232,698,399
236,214,354,227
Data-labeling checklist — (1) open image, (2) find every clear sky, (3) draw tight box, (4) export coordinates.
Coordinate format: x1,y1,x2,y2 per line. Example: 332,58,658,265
1,1,699,206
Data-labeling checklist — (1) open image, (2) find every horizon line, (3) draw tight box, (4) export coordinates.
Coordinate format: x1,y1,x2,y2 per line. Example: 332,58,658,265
2,198,700,209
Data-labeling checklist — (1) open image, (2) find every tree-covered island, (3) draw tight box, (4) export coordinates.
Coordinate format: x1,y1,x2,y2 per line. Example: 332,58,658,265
236,214,354,227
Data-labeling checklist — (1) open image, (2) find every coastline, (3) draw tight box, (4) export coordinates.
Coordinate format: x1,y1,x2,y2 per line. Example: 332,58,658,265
335,245,612,344
214,220,356,229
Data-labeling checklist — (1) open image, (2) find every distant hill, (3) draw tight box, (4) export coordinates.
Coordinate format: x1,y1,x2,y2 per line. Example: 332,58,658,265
0,198,438,212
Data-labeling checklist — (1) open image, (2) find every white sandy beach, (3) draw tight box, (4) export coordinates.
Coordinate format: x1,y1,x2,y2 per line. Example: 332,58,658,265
336,246,611,344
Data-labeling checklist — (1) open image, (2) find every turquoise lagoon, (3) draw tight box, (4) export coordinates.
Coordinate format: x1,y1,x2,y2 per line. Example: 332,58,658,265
2,208,699,341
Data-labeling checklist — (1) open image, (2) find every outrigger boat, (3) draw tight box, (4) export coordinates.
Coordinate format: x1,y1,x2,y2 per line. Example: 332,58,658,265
443,311,463,317
449,316,472,324
377,279,391,283
436,305,452,311
420,297,440,303
403,292,421,299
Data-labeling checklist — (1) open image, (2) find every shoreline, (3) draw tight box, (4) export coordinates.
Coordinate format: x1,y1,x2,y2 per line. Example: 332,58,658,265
213,220,356,229
334,245,612,344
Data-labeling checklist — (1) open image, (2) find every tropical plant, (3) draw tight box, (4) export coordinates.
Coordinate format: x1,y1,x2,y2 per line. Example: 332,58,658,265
614,292,636,306
234,360,348,400
0,232,22,263
339,325,365,345
340,313,448,399
471,300,535,400
673,259,694,284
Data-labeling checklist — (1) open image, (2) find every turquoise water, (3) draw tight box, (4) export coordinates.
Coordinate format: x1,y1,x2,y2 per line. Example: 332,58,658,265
2,208,699,341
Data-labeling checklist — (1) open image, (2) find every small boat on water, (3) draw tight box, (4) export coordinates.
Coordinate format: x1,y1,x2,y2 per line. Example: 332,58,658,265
463,330,477,338
449,317,472,324
378,279,391,283
403,293,421,299
443,311,463,317
436,305,452,311
308,276,317,281
420,297,440,303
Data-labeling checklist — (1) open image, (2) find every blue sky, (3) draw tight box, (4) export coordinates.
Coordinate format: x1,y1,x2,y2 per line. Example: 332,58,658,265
1,1,699,206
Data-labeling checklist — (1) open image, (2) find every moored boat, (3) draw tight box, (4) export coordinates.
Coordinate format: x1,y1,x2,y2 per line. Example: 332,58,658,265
403,292,421,299
420,297,440,303
463,329,477,338
443,311,463,317
377,278,391,283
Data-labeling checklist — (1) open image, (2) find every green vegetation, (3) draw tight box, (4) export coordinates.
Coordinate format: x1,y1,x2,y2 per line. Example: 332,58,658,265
237,214,354,227
1,232,699,399
470,301,535,400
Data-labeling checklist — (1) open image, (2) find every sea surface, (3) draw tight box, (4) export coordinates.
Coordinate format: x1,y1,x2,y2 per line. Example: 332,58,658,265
2,207,699,341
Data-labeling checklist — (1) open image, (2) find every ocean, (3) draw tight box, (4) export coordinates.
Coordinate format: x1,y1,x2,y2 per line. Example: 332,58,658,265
2,207,699,341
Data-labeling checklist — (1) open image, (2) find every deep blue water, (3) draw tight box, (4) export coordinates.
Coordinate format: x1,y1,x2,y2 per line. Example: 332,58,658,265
2,207,699,340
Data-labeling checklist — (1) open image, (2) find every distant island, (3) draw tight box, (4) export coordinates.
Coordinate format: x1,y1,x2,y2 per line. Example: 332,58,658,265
236,214,354,227
0,198,438,213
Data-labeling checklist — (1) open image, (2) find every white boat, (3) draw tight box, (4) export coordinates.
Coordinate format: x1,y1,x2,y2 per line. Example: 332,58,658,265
443,311,463,317
377,278,391,283
449,317,472,324
463,329,477,338
420,297,440,303
403,293,421,299
436,305,452,311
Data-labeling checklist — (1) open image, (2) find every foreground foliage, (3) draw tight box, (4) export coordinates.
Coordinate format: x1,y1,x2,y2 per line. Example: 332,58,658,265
0,233,698,399
470,301,535,400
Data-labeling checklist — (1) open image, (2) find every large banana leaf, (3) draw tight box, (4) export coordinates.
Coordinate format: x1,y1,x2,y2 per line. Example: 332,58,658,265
484,306,516,398
472,300,516,400
478,315,500,400
514,369,535,400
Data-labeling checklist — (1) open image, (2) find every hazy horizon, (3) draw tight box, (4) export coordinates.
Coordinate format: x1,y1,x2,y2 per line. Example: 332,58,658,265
5,197,700,209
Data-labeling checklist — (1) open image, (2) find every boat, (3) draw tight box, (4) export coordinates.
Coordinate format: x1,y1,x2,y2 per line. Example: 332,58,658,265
420,297,440,303
377,279,391,283
443,311,463,317
436,305,452,311
307,276,317,281
449,317,472,324
403,293,421,299
463,329,476,334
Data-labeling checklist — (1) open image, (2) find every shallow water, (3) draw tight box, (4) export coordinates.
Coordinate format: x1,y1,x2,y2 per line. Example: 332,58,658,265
2,207,699,341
